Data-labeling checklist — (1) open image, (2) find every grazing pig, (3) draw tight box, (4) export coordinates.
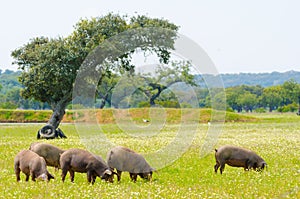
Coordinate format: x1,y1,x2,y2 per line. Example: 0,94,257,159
60,148,116,184
214,145,267,174
29,142,65,170
14,150,54,182
107,146,154,182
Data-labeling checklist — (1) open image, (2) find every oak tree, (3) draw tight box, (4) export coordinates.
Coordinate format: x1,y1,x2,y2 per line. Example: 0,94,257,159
11,13,178,132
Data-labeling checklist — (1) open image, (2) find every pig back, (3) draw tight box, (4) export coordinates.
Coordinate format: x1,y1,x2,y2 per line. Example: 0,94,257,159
216,145,263,163
107,146,152,173
15,150,47,173
30,142,64,167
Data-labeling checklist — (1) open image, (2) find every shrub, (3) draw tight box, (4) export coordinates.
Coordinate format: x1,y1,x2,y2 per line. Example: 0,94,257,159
278,103,298,113
0,102,18,109
255,107,267,113
137,101,151,108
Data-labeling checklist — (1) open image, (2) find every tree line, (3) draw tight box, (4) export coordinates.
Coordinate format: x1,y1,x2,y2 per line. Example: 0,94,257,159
210,79,300,113
1,69,299,113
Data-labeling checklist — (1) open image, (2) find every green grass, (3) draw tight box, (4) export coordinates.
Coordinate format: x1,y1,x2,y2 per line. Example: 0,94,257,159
0,113,299,198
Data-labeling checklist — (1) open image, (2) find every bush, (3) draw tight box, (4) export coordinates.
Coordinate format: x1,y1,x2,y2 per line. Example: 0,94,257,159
278,103,298,113
226,107,234,112
255,107,267,113
0,102,18,109
137,101,151,108
66,104,86,109
180,102,192,108
156,100,180,108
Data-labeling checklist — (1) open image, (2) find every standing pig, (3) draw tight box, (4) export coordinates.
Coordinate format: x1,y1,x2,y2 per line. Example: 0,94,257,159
214,145,267,174
29,142,65,170
60,148,116,184
107,146,154,182
14,150,54,182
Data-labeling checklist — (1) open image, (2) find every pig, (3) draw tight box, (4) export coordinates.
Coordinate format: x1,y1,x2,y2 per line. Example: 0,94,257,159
214,145,267,174
29,142,65,170
14,150,54,182
107,146,155,182
59,148,117,184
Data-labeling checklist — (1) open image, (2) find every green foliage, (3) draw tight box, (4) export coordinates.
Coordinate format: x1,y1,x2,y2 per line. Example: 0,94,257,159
0,70,50,109
0,102,18,109
0,70,22,94
255,107,267,113
226,85,264,112
137,101,151,108
236,92,258,112
156,100,180,108
281,79,300,105
260,85,283,112
277,103,298,112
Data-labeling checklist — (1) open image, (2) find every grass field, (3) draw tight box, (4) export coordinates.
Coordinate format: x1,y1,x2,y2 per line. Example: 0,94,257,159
0,112,299,198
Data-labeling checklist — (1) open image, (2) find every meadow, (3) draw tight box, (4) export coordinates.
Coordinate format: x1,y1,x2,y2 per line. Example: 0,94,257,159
0,112,299,198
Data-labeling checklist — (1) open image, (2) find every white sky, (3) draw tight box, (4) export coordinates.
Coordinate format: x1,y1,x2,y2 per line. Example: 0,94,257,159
1,0,299,74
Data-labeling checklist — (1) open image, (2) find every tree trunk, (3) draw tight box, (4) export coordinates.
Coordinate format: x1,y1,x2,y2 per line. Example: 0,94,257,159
48,100,68,129
149,87,164,107
99,93,110,109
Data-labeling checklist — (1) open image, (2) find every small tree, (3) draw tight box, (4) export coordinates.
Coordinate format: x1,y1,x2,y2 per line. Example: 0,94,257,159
137,61,196,106
237,92,258,112
260,86,282,112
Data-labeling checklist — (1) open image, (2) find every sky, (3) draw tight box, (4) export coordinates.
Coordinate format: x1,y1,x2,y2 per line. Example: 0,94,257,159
1,0,299,74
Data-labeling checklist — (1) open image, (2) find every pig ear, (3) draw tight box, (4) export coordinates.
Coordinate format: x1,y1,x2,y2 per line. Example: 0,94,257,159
104,169,112,175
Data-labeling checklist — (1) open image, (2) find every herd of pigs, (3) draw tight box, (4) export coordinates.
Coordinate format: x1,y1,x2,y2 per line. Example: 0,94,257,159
14,142,267,183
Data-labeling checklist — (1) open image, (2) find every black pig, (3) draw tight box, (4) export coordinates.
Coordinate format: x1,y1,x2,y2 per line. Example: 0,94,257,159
214,145,267,174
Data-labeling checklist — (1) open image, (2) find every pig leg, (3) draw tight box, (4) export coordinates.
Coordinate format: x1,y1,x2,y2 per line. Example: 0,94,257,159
244,159,252,171
117,170,122,182
130,173,137,182
148,173,152,182
31,172,36,182
69,170,75,182
91,175,97,184
25,174,30,181
61,167,68,182
214,161,220,173
220,162,225,174
87,170,93,183
14,166,21,182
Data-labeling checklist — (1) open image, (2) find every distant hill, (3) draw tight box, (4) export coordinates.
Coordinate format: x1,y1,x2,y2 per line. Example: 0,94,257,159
0,70,22,94
196,70,300,88
1,70,300,92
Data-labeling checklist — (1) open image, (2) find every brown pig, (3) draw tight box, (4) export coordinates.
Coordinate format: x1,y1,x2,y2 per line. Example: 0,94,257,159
14,150,54,182
107,146,155,182
60,148,116,184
